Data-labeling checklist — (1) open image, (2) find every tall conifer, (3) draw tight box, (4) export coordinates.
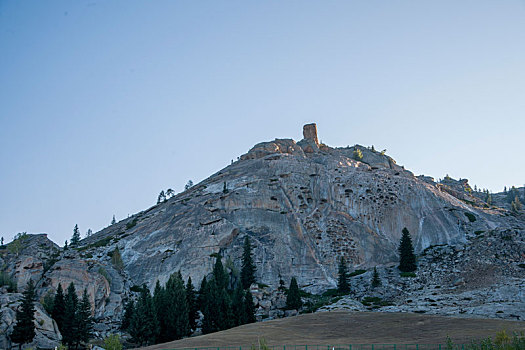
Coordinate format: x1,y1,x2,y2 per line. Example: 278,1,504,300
62,283,79,348
52,283,66,332
186,276,198,332
243,289,256,324
337,257,350,293
285,277,302,310
398,227,417,272
11,280,36,350
75,289,93,348
241,236,256,289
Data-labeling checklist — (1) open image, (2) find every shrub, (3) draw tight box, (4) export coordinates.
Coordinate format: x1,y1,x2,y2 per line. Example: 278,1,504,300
353,148,363,161
104,334,123,350
464,212,476,222
348,269,367,277
400,272,416,278
126,218,138,230
130,285,143,293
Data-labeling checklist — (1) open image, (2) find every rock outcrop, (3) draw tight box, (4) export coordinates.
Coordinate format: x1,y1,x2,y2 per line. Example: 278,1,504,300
1,124,524,347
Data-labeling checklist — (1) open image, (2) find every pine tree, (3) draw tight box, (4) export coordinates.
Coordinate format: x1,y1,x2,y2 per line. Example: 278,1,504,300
52,283,66,332
186,277,198,332
157,191,166,204
231,285,245,326
164,272,189,341
337,257,350,293
62,283,79,348
398,227,417,272
243,289,256,324
121,299,134,331
111,215,116,225
285,277,302,310
241,236,256,289
71,224,81,247
11,280,36,349
130,285,159,346
75,289,93,348
371,267,381,288
213,255,228,290
198,277,208,311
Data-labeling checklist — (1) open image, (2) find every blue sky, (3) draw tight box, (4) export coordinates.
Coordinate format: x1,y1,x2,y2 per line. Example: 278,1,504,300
1,1,524,244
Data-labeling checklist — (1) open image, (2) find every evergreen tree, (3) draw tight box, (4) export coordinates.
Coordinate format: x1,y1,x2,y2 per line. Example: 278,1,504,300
71,224,81,247
52,283,66,332
371,267,381,288
75,289,93,348
398,227,417,272
285,277,302,310
231,285,245,326
241,236,256,289
1,236,4,246
185,180,194,190
213,255,228,290
157,191,166,204
198,276,208,311
86,229,93,238
111,215,116,225
62,283,79,348
186,276,198,332
129,285,158,346
64,240,68,250
243,289,256,324
11,280,36,349
200,278,215,334
163,272,189,341
337,257,350,293
121,299,134,331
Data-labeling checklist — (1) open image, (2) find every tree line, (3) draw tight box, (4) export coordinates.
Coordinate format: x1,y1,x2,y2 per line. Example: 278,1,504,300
10,281,93,350
120,236,258,347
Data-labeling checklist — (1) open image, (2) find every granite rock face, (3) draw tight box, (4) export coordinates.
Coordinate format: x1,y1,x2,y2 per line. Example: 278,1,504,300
1,124,523,347
78,125,517,296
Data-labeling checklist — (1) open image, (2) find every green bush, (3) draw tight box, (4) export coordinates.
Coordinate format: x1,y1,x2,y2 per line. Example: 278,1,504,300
353,148,363,161
349,269,367,277
126,218,138,230
130,285,143,293
464,212,476,222
78,236,113,251
400,272,416,278
104,334,123,350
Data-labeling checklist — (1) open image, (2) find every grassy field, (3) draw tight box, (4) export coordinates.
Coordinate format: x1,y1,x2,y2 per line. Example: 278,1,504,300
140,311,525,350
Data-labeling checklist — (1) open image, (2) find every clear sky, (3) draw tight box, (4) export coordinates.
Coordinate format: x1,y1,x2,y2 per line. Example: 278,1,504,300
1,1,524,245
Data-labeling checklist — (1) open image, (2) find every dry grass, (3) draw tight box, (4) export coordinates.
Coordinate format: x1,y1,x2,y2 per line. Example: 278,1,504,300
139,311,525,350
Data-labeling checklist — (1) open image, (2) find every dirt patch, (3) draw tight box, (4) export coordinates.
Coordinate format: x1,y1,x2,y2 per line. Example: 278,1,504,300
140,311,525,349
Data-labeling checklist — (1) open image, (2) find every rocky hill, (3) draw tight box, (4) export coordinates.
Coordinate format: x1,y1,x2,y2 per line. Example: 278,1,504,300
1,124,524,349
